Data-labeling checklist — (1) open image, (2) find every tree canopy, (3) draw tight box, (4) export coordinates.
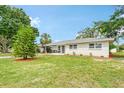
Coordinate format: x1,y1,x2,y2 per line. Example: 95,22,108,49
0,5,39,53
0,5,31,38
40,33,52,53
40,33,52,45
76,6,124,43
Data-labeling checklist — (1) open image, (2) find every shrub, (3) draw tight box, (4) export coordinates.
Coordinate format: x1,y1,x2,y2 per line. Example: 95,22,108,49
13,25,36,59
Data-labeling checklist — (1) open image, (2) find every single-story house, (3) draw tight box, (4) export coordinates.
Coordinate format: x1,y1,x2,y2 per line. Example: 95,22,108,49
44,38,114,58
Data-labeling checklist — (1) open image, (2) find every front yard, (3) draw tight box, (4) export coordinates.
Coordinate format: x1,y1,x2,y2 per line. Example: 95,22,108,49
112,51,124,57
0,55,124,88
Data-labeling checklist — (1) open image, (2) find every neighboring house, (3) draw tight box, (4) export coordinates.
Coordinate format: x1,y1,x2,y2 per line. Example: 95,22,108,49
44,38,114,58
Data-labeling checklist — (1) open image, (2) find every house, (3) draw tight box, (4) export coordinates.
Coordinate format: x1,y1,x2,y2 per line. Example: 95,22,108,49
45,38,114,58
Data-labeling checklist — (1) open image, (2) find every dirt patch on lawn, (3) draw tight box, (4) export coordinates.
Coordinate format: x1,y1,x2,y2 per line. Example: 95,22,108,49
15,58,36,62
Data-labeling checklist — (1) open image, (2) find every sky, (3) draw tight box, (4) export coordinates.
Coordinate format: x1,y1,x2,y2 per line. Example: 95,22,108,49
14,5,118,44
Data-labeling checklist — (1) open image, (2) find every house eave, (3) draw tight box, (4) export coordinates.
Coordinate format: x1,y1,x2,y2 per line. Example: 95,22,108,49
45,38,114,46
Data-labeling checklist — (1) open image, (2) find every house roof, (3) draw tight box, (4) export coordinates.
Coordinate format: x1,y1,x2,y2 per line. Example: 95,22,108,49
45,38,114,46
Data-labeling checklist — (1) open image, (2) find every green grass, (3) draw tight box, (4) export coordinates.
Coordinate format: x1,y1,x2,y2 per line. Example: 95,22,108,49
0,55,124,88
112,51,124,57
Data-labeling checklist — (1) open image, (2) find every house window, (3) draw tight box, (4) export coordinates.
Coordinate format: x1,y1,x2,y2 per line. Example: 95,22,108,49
89,43,94,48
69,44,77,49
96,43,102,48
74,45,77,49
69,45,72,49
89,43,102,49
58,46,60,50
58,46,60,53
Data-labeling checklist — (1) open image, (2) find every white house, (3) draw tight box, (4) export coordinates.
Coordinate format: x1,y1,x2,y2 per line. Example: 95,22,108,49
45,38,114,58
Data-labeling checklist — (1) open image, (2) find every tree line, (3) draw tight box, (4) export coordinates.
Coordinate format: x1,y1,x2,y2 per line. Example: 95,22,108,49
76,6,124,51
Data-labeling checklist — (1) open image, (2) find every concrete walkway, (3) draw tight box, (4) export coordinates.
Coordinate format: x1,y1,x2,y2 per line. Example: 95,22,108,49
0,56,14,59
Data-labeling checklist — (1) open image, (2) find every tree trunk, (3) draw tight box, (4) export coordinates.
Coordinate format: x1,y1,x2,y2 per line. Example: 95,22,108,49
116,38,120,52
23,55,27,59
44,46,47,53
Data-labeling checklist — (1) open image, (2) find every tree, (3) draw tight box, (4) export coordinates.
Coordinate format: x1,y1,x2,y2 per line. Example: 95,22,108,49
0,5,31,38
40,33,52,53
13,25,36,59
119,44,124,50
76,27,98,39
0,35,11,53
94,6,124,51
0,5,39,53
31,27,39,37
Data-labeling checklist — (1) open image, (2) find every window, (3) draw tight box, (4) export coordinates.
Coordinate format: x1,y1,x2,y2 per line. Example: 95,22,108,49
58,46,60,50
69,45,72,49
89,44,94,48
74,45,77,49
89,43,102,49
69,45,77,49
96,43,102,48
58,46,60,53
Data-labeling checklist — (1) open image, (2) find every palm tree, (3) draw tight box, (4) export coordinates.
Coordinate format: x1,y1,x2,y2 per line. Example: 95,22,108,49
40,33,52,53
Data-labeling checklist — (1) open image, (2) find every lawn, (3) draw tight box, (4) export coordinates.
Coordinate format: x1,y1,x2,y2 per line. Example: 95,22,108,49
0,55,124,88
112,51,124,57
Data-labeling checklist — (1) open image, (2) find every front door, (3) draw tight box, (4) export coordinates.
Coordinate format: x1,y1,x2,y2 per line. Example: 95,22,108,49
62,46,65,53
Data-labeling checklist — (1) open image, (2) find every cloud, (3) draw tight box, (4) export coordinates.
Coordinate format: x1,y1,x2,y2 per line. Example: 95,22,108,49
30,17,41,27
53,40,60,42
120,14,124,18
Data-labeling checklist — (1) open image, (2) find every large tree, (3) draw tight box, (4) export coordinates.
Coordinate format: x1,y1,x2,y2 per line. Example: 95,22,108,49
40,33,52,53
0,5,39,53
13,25,36,59
0,35,11,53
76,6,124,51
76,27,99,39
0,5,30,38
94,6,124,51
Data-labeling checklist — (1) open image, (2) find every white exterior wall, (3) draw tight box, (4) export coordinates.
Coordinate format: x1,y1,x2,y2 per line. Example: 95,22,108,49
64,41,109,58
51,45,58,50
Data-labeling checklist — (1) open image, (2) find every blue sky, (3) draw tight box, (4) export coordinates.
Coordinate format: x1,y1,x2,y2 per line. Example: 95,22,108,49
15,5,117,43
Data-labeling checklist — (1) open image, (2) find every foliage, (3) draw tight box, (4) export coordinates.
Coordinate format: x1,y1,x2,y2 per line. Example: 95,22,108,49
0,5,39,53
76,6,124,39
109,43,116,50
76,27,98,39
31,27,39,37
0,5,30,38
76,6,124,51
0,55,124,87
119,44,124,50
40,33,52,44
13,25,36,59
112,51,124,57
40,33,52,53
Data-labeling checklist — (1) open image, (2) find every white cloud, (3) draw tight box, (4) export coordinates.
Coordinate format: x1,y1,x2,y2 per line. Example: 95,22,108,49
30,17,41,27
120,14,124,18
53,40,60,42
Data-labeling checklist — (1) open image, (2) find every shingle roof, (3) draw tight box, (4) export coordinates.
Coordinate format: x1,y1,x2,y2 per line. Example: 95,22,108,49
45,38,114,46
